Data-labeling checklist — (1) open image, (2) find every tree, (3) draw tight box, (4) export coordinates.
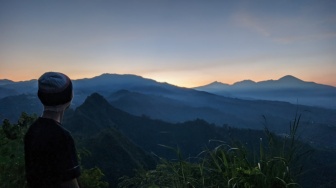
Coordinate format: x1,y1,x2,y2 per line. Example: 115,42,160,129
0,112,35,187
0,112,109,188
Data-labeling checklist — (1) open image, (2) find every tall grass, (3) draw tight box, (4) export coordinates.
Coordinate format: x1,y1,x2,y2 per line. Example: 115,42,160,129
118,114,309,188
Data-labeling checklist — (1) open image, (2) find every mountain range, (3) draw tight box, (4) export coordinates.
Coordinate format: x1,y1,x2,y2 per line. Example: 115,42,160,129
63,93,336,187
1,74,335,148
195,75,336,109
1,74,335,109
1,73,336,187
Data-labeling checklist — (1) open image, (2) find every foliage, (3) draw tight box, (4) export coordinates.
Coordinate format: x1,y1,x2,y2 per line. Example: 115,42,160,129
77,148,109,188
79,167,109,188
118,115,309,188
0,112,108,188
0,112,36,188
76,128,155,187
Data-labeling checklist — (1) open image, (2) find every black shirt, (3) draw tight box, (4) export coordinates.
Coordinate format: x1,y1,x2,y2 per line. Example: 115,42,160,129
24,117,80,188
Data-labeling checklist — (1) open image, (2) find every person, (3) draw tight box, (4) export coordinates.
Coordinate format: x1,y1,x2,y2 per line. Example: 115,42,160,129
24,72,81,188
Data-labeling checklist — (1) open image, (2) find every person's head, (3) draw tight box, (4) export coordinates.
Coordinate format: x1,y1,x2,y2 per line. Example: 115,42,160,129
38,72,73,112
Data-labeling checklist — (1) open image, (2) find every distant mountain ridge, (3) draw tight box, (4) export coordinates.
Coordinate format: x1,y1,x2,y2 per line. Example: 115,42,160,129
0,79,14,85
1,73,335,151
197,75,333,89
195,75,336,109
1,73,335,131
1,74,335,109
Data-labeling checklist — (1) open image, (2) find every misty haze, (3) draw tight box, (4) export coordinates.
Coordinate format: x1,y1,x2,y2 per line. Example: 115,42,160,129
1,74,336,187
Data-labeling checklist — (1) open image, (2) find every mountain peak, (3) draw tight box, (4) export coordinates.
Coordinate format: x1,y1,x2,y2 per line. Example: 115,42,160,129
209,81,228,86
70,92,130,134
0,79,14,85
77,92,114,112
84,92,109,105
278,75,302,82
194,81,229,90
93,73,145,80
233,80,256,86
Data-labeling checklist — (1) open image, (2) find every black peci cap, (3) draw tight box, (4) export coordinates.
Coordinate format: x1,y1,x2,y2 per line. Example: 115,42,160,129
37,72,73,106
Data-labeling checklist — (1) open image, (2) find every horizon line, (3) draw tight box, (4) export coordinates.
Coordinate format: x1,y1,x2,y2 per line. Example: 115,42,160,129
1,73,336,88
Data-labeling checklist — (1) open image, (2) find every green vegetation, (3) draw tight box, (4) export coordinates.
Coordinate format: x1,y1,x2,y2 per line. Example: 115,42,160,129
118,115,307,188
1,110,335,187
79,167,109,188
0,113,108,188
0,112,34,188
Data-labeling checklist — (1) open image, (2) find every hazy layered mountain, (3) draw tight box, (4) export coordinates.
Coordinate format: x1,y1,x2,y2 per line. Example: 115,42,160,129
195,75,336,109
64,93,257,156
0,79,37,95
108,89,232,124
107,88,336,137
1,74,335,135
0,94,42,121
67,93,336,149
0,79,16,97
2,74,335,109
0,74,201,107
0,79,14,85
0,87,17,99
63,93,336,187
62,93,268,161
1,75,335,187
71,74,169,106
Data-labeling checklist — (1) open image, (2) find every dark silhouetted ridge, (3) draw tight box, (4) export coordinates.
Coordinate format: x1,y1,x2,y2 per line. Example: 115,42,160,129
64,92,157,186
0,79,14,85
66,92,136,134
278,75,303,83
233,80,256,86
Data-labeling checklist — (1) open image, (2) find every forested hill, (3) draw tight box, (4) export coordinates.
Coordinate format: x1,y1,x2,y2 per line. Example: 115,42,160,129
63,93,267,186
64,93,231,157
62,93,336,187
64,93,159,186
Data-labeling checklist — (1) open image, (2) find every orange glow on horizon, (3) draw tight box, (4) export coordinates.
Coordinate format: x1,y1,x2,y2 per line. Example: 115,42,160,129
1,71,336,88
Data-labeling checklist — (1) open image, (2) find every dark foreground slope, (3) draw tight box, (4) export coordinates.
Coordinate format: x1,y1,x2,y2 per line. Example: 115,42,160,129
64,108,156,186
65,93,269,158
64,93,336,187
77,128,156,186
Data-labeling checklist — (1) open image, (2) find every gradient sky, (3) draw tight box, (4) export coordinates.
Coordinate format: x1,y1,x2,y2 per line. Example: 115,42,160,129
1,0,335,87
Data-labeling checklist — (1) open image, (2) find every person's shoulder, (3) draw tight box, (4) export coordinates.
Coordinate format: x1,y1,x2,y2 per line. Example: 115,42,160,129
29,117,56,128
58,125,73,138
24,118,41,138
53,122,75,141
27,117,72,138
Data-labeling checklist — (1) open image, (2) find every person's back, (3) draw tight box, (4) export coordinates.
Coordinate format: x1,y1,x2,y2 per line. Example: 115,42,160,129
24,72,80,188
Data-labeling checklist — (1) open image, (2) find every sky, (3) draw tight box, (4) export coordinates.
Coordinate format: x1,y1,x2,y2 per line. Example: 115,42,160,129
1,0,335,87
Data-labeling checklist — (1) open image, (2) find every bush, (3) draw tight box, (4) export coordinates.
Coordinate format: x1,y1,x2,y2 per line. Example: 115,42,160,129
0,113,109,188
118,115,308,188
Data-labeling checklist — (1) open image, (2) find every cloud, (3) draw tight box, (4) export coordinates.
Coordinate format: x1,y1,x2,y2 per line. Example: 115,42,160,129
233,11,271,37
233,9,336,46
273,32,336,44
